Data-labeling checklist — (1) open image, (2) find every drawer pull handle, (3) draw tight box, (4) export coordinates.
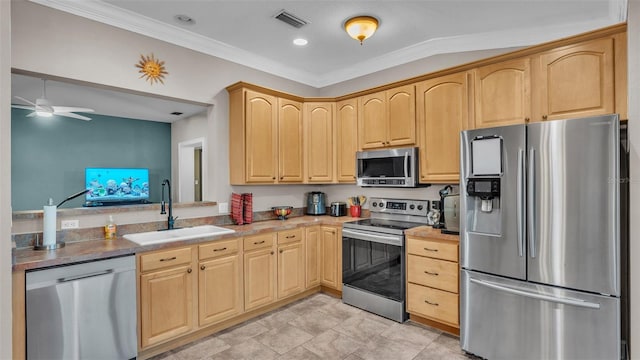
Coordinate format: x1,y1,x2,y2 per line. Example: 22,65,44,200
285,235,295,239
213,247,227,252
424,270,439,276
423,247,438,252
254,240,265,245
159,256,177,262
424,299,439,306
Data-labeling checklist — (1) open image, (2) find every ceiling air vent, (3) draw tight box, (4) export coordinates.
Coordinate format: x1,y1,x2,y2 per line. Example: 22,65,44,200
274,10,308,29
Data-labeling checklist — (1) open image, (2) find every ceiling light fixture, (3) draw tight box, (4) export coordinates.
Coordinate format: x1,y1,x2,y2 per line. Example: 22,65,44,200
344,16,379,45
293,38,308,46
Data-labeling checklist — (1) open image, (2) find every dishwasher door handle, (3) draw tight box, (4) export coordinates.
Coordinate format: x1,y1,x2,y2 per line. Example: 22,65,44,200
58,269,114,283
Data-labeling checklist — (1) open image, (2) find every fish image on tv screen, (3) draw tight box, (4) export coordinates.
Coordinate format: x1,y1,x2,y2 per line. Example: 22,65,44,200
85,168,149,204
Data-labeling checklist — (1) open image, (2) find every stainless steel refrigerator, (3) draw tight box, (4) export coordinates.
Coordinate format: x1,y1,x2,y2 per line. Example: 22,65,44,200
460,115,629,359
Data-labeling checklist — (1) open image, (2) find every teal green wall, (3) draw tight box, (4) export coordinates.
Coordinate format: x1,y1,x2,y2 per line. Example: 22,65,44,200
11,108,171,210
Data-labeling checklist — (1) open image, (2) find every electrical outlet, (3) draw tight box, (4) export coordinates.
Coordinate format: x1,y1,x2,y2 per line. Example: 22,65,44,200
218,202,229,214
61,219,79,229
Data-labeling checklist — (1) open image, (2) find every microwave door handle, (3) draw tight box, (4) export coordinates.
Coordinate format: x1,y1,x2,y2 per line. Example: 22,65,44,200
404,152,409,178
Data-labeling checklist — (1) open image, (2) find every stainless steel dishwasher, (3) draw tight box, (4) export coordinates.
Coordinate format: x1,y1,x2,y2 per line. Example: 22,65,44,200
26,255,137,360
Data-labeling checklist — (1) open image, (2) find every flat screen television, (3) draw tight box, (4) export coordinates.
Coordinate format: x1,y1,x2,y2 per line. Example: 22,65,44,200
85,168,149,205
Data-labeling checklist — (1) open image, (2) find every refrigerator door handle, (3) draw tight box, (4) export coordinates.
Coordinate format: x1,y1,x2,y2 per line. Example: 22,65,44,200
517,148,525,257
528,147,536,258
469,278,601,309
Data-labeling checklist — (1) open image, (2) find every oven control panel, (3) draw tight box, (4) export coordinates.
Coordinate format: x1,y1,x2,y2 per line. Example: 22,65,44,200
369,197,430,217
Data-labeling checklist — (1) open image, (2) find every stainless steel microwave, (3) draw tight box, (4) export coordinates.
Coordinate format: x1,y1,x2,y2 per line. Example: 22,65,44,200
356,147,420,187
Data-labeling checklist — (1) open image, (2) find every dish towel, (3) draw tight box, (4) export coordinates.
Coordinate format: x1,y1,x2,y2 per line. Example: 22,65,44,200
231,193,253,225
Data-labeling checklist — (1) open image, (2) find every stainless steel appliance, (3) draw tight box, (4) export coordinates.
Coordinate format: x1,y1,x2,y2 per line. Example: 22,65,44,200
460,115,629,359
306,191,326,215
356,147,422,187
330,201,347,217
342,197,430,322
442,194,460,234
26,256,137,360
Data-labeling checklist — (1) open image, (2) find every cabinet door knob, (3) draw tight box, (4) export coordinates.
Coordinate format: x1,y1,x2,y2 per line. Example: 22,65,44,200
279,249,284,253
187,268,192,273
272,177,276,180
271,251,275,255
200,265,206,270
542,115,548,120
280,176,283,180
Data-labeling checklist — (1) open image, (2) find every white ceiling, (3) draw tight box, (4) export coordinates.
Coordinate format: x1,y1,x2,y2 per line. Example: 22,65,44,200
13,0,627,122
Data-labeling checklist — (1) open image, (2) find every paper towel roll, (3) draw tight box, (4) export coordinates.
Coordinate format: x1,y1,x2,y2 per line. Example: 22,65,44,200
43,205,57,246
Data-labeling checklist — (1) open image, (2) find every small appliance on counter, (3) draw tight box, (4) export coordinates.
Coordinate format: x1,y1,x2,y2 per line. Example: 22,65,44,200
443,194,460,234
306,191,327,215
330,202,347,217
433,185,453,229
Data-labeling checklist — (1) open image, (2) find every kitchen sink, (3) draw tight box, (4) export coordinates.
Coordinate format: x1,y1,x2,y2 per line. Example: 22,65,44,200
124,225,235,245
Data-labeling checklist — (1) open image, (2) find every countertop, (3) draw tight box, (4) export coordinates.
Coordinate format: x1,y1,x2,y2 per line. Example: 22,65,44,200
13,215,361,271
404,225,460,242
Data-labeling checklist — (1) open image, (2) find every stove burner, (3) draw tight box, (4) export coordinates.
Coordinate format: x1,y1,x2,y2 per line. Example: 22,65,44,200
348,218,423,231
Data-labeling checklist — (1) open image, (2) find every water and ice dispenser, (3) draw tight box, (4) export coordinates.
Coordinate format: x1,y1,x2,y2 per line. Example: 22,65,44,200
464,135,503,235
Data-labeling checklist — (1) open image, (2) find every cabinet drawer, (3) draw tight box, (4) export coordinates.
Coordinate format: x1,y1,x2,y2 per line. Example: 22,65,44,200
244,233,275,251
199,238,240,261
140,247,193,272
277,228,303,245
406,237,458,262
407,255,459,293
407,283,459,325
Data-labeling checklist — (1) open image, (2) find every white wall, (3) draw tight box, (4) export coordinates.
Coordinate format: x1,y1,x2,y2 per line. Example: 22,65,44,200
627,1,638,357
0,0,11,357
318,48,520,97
171,110,208,201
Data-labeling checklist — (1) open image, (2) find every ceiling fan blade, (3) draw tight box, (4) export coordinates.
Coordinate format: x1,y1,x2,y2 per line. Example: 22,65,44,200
52,106,95,113
11,104,36,111
56,112,92,121
14,96,37,107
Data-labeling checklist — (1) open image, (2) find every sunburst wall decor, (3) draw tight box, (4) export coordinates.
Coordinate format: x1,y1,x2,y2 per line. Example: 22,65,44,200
135,53,168,85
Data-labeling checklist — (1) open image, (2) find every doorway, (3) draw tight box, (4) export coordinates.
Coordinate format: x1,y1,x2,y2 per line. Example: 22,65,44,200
178,137,207,202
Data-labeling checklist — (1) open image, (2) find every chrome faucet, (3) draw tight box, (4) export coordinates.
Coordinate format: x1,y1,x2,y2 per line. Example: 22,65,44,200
160,179,177,230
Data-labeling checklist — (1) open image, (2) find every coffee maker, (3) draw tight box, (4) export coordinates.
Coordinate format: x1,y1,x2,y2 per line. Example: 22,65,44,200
433,185,453,229
306,191,327,215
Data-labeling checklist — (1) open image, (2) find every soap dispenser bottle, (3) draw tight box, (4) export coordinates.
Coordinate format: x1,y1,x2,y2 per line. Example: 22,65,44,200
104,215,117,240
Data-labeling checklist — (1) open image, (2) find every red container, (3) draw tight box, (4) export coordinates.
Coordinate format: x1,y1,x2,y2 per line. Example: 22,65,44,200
350,205,361,218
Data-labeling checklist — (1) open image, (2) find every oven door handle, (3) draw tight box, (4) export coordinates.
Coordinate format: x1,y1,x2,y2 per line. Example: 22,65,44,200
342,228,403,246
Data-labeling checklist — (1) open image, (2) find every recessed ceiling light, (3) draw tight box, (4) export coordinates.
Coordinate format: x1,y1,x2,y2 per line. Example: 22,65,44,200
174,14,195,25
293,38,308,46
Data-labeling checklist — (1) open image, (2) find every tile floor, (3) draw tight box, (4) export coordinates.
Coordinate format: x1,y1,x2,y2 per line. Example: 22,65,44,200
150,293,473,360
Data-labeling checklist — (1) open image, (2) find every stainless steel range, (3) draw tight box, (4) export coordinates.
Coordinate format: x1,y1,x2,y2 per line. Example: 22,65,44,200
342,197,430,322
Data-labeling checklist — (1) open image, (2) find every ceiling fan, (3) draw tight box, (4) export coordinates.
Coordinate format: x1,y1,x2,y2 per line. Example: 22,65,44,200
11,79,95,121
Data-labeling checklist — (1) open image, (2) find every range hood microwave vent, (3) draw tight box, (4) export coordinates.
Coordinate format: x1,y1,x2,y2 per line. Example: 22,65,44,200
274,10,308,28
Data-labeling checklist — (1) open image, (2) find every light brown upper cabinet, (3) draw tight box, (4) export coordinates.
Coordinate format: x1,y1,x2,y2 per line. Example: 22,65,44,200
336,99,358,183
304,102,335,183
416,72,469,184
228,86,304,184
278,98,304,182
359,85,416,150
474,58,531,128
532,37,614,122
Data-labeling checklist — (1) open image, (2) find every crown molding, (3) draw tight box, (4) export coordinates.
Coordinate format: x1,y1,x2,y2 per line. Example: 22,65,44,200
29,0,627,89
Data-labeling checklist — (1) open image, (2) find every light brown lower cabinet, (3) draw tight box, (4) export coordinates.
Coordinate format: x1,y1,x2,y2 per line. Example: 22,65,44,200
243,233,277,311
320,226,342,290
406,236,459,330
137,226,335,354
139,263,194,348
277,240,305,298
198,253,243,326
305,226,322,288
